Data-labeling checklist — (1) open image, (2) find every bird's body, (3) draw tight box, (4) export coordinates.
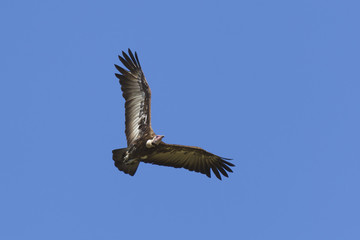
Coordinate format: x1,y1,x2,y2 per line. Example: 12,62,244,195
113,49,234,180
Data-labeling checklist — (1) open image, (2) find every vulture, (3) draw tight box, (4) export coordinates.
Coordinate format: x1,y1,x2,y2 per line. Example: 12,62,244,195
112,49,234,180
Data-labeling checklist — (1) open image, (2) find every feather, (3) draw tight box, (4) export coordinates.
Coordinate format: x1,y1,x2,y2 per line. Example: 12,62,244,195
122,51,137,70
142,143,234,179
113,49,234,180
135,51,141,68
115,49,153,146
128,49,139,68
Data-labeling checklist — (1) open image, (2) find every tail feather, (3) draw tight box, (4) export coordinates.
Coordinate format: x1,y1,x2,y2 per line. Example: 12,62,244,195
112,148,139,176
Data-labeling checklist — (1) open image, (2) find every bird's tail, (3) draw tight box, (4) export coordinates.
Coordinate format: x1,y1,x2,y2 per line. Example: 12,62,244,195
112,148,139,176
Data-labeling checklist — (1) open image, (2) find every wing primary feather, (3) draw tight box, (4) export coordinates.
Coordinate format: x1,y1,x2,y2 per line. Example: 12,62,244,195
222,159,235,167
135,51,141,68
211,166,222,180
122,51,137,70
118,55,134,71
205,168,211,178
128,49,139,68
217,165,229,178
114,64,133,77
220,162,233,172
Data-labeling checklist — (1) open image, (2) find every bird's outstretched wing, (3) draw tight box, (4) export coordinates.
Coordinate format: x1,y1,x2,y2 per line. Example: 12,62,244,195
142,143,234,180
115,49,153,146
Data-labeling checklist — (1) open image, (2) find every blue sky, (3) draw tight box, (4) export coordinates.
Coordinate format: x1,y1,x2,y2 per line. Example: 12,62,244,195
1,0,359,239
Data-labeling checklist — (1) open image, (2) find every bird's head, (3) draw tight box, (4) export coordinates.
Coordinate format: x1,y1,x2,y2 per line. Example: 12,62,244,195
152,135,164,145
146,135,165,148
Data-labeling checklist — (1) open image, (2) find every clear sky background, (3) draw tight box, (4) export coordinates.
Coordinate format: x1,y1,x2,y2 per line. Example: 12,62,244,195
1,0,359,239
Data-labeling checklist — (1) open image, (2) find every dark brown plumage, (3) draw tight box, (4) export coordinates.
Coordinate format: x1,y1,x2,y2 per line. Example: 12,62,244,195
113,49,234,180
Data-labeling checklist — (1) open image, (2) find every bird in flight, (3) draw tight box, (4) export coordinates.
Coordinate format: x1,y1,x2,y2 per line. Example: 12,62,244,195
112,49,234,180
